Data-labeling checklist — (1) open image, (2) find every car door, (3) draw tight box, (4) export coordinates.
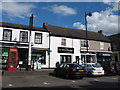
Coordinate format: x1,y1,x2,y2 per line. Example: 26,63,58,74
58,64,65,76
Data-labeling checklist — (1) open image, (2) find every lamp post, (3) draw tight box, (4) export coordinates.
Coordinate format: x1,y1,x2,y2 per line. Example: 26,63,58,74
85,12,92,53
27,14,34,71
85,12,92,63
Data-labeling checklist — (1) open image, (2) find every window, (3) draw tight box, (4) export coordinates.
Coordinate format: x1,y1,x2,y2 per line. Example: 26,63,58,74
35,33,42,44
81,40,88,47
3,29,12,41
61,39,66,46
100,42,104,49
20,31,28,43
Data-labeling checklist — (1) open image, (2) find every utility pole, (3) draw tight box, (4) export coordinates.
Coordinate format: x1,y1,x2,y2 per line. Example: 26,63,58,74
85,12,92,63
85,12,92,53
26,14,34,71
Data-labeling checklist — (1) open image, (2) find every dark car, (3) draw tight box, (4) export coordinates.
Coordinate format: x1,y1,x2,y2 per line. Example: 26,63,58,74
53,63,87,79
100,60,118,75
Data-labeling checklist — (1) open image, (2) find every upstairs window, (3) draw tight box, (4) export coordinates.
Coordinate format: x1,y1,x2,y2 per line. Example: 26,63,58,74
3,29,12,41
81,40,88,47
35,33,42,44
61,39,66,46
100,42,104,49
20,31,28,43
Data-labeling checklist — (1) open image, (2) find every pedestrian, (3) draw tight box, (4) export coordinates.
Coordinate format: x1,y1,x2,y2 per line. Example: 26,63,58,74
56,61,60,67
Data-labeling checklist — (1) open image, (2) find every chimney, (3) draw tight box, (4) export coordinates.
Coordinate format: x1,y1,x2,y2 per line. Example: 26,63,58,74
43,22,48,29
98,30,104,35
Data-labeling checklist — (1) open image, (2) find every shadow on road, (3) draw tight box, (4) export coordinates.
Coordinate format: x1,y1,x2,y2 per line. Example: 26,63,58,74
2,86,81,90
79,80,119,89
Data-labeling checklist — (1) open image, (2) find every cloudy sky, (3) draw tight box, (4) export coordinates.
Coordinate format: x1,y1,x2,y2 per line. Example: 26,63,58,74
1,0,119,36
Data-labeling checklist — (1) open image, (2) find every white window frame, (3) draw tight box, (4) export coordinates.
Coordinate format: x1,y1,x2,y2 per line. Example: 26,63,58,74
81,40,89,48
100,42,104,50
35,33,42,44
61,38,66,46
20,31,28,43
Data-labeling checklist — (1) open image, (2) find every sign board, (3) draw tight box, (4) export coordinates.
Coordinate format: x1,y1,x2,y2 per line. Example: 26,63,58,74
58,47,74,53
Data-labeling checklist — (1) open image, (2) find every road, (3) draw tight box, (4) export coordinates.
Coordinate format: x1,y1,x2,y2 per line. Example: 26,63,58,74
1,71,120,90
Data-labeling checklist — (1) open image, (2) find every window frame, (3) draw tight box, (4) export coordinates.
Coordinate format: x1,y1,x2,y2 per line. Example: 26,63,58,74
34,32,42,44
19,31,28,43
3,29,12,41
61,38,66,46
81,40,89,48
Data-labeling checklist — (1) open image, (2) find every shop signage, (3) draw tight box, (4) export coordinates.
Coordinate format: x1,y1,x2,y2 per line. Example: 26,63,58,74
58,47,74,53
97,53,111,56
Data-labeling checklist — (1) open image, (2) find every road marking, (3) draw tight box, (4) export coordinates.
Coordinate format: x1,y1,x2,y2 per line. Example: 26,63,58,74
43,82,50,85
113,78,117,80
94,79,99,81
72,81,75,83
8,84,13,87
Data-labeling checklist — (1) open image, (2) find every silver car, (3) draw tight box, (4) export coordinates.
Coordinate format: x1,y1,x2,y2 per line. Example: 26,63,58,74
82,63,105,76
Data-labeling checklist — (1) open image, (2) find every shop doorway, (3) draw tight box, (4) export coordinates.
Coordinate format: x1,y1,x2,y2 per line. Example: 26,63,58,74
81,55,96,64
60,55,71,64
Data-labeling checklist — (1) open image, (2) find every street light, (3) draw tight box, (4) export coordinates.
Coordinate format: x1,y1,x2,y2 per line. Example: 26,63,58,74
27,14,34,71
85,12,92,53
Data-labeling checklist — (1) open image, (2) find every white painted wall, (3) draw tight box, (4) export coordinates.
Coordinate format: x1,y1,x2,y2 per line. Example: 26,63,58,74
50,36,81,68
0,27,3,40
0,27,50,68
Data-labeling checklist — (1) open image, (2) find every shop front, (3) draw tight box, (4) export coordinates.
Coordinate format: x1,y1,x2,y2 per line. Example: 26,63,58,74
31,48,49,69
0,43,29,71
97,52,112,63
58,47,74,64
81,51,97,64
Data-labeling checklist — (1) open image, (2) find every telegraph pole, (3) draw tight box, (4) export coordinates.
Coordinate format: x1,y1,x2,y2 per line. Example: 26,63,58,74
26,14,34,71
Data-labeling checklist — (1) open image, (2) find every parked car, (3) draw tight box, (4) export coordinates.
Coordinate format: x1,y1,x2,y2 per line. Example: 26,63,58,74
53,63,87,79
100,60,119,75
82,63,105,77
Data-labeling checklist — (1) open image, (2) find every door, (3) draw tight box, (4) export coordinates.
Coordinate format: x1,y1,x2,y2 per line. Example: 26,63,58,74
8,48,18,71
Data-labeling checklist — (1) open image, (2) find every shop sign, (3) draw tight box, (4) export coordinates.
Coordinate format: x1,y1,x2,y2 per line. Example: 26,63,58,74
97,53,111,56
3,52,8,55
58,47,74,53
103,54,111,56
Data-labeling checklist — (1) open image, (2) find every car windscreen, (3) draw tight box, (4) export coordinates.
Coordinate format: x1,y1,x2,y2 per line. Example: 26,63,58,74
69,64,81,67
92,63,101,68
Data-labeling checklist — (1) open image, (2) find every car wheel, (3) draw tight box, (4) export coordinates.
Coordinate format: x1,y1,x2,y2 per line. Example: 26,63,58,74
87,72,93,77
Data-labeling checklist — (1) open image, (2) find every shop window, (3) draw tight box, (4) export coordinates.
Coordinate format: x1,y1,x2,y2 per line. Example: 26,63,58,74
35,33,42,44
20,31,28,43
3,29,12,41
81,40,88,47
61,39,66,46
60,55,71,64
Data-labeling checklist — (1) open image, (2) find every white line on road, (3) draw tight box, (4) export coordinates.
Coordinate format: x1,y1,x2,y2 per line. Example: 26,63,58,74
43,82,50,85
8,84,13,87
94,79,99,81
72,81,75,83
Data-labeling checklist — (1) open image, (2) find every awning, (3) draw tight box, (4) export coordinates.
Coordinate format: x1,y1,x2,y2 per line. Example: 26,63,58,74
32,48,49,51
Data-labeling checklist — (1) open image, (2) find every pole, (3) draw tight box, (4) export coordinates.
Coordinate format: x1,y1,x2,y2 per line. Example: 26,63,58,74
27,14,34,71
85,12,88,53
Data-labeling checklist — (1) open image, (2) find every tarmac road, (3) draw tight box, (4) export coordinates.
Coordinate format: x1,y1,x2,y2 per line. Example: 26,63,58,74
1,70,120,90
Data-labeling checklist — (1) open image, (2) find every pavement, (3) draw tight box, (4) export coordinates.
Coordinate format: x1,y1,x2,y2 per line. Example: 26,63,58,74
2,69,54,76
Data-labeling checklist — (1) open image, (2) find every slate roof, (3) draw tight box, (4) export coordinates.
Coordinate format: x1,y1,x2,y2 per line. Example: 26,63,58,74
0,22,47,32
43,23,110,42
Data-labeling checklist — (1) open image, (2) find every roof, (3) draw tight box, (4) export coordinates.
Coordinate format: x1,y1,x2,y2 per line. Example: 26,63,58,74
0,22,48,32
43,23,110,42
107,33,120,41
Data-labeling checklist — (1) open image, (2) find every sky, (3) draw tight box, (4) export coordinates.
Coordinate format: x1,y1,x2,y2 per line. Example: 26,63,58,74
0,0,120,36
